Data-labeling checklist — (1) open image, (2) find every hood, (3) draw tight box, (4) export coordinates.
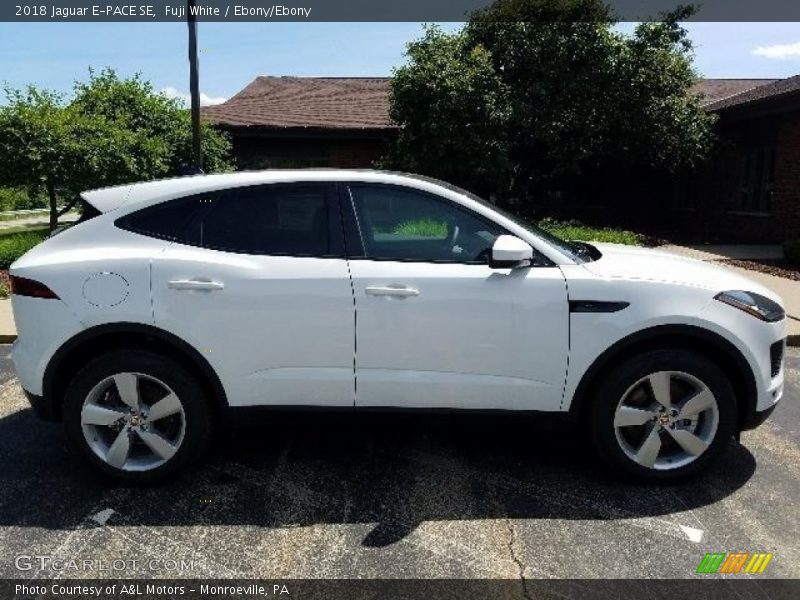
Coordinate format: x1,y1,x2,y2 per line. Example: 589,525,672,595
582,243,783,303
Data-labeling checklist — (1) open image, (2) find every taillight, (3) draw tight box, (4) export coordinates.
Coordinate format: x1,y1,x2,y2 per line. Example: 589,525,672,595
9,275,59,299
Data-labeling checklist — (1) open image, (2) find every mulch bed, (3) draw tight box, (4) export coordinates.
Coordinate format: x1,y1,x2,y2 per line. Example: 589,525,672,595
720,259,800,282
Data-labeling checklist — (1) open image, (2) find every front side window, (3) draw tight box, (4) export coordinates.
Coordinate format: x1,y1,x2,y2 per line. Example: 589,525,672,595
349,185,502,263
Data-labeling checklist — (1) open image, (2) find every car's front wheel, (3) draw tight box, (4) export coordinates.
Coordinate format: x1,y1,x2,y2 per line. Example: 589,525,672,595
590,349,737,481
64,350,212,483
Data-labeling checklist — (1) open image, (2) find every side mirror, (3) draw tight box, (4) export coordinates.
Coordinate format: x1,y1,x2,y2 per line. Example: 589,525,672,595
490,235,533,269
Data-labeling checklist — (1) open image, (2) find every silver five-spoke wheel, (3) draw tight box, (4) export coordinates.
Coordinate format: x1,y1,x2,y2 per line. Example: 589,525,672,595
81,372,186,472
613,370,719,471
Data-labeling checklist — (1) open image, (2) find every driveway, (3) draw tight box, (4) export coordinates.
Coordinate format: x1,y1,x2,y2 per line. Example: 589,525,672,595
0,345,797,582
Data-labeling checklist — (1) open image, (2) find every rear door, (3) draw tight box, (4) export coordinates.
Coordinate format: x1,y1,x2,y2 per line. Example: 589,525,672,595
144,182,355,408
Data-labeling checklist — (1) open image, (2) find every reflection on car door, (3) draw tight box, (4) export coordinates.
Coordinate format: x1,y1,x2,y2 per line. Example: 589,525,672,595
344,184,569,411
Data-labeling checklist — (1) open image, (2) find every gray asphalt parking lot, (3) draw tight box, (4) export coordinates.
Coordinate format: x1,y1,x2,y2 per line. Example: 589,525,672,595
0,345,797,580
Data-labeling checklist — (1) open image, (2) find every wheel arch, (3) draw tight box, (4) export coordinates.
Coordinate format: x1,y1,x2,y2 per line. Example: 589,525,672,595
568,324,757,432
42,322,228,421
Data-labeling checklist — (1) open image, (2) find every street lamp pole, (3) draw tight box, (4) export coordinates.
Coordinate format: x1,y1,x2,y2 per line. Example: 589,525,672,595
187,0,203,170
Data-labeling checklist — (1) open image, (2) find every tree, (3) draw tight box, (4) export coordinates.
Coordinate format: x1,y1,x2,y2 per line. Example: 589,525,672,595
382,27,512,198
384,1,716,203
0,69,233,231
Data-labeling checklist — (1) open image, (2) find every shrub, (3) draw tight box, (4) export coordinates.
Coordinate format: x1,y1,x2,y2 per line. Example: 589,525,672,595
0,187,47,211
784,239,800,264
0,229,48,269
538,218,644,246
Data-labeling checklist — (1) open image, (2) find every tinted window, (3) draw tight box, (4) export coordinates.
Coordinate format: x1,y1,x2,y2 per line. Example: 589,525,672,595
117,196,204,240
193,184,332,256
349,185,502,263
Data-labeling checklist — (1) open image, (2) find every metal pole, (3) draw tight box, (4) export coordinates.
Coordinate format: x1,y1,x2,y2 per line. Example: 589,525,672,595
187,0,203,170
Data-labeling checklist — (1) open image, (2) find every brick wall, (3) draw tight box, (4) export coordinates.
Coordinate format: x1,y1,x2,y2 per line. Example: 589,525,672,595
682,113,800,243
771,115,800,240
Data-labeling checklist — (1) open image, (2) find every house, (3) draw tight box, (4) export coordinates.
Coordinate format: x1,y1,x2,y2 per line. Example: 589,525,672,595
678,76,800,242
202,76,396,169
204,75,800,242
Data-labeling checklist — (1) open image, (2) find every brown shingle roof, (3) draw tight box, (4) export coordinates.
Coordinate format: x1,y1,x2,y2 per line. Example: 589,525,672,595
702,74,800,111
204,75,797,130
203,76,396,130
691,78,778,107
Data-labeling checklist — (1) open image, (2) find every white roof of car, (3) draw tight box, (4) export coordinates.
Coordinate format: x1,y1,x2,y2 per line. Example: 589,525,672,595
81,169,444,214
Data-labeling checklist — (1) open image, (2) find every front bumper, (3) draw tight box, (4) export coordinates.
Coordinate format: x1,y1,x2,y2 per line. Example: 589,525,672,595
741,401,778,432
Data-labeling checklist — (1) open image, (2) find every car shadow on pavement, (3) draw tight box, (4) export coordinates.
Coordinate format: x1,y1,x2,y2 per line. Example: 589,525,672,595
0,408,756,547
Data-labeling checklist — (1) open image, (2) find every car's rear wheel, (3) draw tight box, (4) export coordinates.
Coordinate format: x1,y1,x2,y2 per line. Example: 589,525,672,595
64,350,212,483
589,349,736,481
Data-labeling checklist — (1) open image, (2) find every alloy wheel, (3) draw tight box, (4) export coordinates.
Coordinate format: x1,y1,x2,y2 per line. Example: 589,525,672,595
80,372,186,472
613,370,719,470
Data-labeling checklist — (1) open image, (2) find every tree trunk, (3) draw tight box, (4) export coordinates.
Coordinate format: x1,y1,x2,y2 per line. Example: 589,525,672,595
46,181,58,232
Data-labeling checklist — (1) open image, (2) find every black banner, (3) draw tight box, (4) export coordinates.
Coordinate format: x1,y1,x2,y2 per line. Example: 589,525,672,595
4,579,800,600
3,0,800,23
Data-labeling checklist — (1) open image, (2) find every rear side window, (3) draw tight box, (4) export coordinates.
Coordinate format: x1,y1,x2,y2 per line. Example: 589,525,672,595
116,196,204,241
119,183,339,257
116,184,338,257
190,184,333,256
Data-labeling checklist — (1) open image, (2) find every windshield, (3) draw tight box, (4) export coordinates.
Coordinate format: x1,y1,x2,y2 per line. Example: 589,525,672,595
412,175,586,262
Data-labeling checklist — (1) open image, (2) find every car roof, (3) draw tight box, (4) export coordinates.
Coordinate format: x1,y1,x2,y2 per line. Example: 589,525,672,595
81,169,439,214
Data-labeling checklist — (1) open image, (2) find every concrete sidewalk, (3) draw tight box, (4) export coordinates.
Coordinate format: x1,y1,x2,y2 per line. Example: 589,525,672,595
0,211,78,230
0,300,15,344
659,244,785,262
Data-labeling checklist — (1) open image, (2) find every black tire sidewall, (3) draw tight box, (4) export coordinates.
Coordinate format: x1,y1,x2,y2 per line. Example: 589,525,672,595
63,350,211,483
589,349,737,481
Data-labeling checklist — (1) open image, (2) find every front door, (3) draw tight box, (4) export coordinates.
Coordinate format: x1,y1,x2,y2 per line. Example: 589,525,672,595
344,184,569,411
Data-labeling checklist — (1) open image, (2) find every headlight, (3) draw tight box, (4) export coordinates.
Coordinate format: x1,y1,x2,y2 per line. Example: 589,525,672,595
714,290,785,322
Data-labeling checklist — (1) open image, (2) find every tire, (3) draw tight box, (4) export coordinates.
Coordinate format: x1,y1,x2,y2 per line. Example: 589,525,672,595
63,350,212,483
589,349,736,481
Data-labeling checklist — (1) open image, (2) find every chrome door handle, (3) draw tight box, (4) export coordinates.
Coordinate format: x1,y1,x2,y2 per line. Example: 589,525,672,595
365,285,420,298
168,279,224,291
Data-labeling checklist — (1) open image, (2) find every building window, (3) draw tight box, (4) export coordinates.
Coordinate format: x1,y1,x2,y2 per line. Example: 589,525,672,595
734,146,775,214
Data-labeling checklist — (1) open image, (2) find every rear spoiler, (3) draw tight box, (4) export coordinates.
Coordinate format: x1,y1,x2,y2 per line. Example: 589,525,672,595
80,184,133,214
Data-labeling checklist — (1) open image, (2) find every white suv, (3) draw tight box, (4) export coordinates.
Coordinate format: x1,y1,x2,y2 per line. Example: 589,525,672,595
10,170,786,482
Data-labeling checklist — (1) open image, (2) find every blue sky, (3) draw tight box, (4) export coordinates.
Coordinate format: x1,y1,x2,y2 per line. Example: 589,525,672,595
0,22,799,105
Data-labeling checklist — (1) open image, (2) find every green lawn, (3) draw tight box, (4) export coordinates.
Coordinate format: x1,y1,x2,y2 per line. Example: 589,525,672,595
0,223,52,236
538,218,644,246
387,217,645,246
